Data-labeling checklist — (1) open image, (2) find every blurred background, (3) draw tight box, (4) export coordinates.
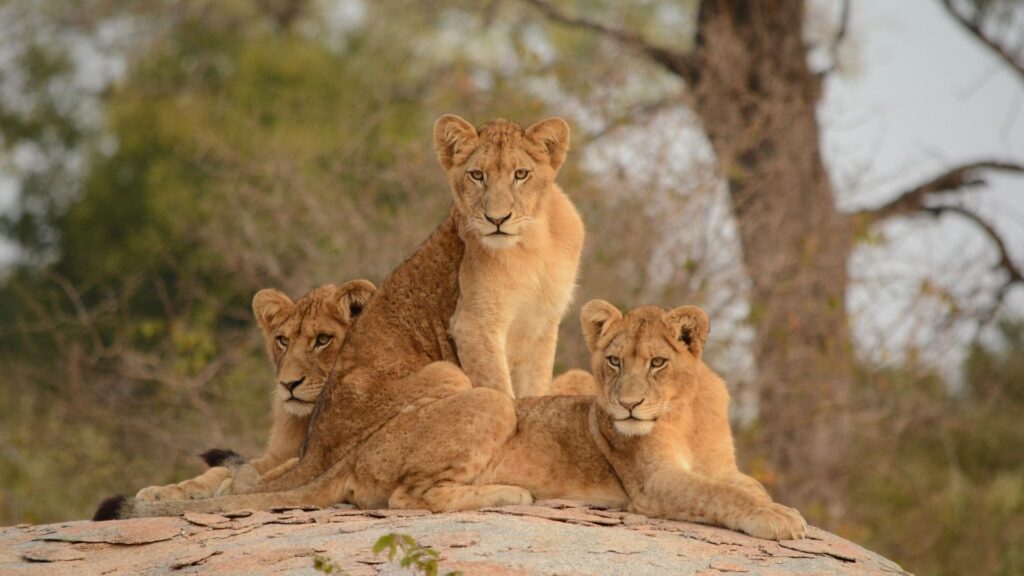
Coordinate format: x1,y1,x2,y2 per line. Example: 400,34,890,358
0,0,1022,573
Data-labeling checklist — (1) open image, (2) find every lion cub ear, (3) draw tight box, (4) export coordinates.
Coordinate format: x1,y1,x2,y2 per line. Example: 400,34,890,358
252,289,294,332
335,279,376,324
525,117,570,171
663,306,710,359
580,299,623,352
434,114,478,170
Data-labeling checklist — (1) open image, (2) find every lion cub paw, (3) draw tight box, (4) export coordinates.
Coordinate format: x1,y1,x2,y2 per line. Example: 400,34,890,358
736,502,807,540
136,479,222,502
214,477,235,496
135,484,187,502
490,485,533,507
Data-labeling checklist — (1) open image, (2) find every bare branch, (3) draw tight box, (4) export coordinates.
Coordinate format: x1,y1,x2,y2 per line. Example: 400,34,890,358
923,204,1024,323
925,205,1023,285
581,97,679,145
856,161,1024,223
939,0,1024,86
520,0,698,83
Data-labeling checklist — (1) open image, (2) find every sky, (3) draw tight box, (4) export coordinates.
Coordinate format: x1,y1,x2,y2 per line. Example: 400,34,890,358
819,0,1024,371
824,0,1024,211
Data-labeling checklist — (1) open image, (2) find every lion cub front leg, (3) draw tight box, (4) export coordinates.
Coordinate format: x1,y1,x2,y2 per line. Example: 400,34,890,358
509,321,559,397
631,468,806,540
450,300,514,397
136,466,233,502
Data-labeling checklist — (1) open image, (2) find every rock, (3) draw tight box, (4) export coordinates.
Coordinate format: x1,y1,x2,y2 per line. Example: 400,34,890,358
0,500,911,575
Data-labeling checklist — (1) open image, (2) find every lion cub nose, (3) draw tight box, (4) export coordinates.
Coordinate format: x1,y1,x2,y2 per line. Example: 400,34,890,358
281,377,305,392
485,213,512,227
618,397,645,411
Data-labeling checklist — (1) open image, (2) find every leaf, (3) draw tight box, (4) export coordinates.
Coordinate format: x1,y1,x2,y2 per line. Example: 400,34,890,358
372,533,396,554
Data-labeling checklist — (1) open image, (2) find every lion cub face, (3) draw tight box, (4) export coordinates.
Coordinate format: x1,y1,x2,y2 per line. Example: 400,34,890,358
252,280,376,416
433,114,570,250
580,300,710,437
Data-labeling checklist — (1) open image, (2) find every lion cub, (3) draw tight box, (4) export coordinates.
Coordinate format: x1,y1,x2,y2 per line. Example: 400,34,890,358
478,300,807,540
134,280,375,502
578,300,807,539
434,115,584,398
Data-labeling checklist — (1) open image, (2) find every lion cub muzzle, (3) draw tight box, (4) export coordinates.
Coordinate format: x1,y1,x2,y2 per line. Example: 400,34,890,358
281,376,305,394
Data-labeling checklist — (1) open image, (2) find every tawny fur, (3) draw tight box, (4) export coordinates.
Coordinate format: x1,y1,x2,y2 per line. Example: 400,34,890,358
438,115,584,398
550,368,597,395
133,281,375,503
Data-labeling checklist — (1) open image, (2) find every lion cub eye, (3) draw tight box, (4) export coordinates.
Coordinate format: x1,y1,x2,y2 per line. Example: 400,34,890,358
275,336,289,349
514,169,530,181
606,355,621,369
650,357,667,369
315,334,333,347
468,170,485,182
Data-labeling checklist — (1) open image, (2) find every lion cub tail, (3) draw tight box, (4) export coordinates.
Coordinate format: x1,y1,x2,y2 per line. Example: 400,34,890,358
198,448,247,469
93,455,340,521
92,486,325,520
199,448,261,492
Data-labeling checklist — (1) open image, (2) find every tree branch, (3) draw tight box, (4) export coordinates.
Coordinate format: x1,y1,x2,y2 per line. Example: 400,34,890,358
939,0,1024,86
923,204,1024,322
581,97,679,145
819,0,850,76
520,0,698,83
926,205,1023,285
856,161,1024,223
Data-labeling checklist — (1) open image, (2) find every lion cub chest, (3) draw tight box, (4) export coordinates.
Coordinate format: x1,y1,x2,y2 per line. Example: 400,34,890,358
450,193,583,397
503,249,577,353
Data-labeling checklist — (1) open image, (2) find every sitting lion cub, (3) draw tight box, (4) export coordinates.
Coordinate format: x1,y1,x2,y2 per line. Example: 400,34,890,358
135,280,375,502
435,115,584,397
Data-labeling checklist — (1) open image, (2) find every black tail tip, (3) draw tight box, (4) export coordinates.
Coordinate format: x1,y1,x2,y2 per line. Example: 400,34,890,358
199,448,245,468
93,495,128,521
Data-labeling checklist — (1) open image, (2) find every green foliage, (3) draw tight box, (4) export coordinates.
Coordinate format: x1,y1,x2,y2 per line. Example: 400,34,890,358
848,320,1024,576
312,554,346,574
373,533,462,576
311,533,462,576
0,41,88,260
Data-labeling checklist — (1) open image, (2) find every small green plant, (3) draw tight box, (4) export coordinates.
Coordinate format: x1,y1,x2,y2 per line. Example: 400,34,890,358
312,533,462,576
312,554,346,574
373,533,463,576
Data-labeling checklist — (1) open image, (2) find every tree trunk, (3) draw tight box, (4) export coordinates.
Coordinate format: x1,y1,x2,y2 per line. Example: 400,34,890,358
689,1,853,519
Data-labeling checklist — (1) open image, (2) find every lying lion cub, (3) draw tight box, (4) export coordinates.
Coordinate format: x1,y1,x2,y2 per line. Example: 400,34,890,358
134,280,375,502
475,300,807,540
